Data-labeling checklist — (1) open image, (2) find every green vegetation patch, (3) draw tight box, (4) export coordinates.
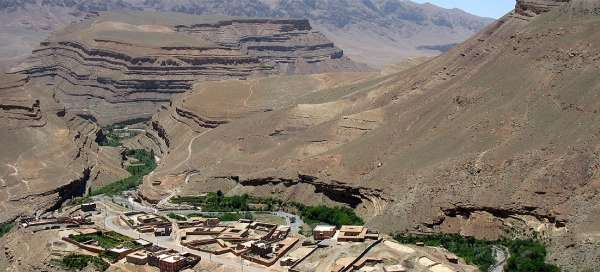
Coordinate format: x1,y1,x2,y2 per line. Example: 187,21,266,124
218,212,254,222
505,239,560,272
0,223,13,238
295,204,364,228
96,124,126,147
167,213,188,221
99,251,120,263
70,231,134,249
170,192,363,228
62,254,109,271
395,233,495,271
90,149,156,196
171,191,250,212
188,212,254,222
394,233,560,272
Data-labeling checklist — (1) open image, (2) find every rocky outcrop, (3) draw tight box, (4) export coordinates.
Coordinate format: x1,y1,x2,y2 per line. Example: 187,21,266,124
0,76,102,223
0,74,45,128
12,11,367,125
515,0,570,16
0,0,494,72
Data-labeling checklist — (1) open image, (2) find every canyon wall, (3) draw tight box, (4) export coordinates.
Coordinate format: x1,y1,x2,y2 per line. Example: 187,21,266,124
12,11,367,125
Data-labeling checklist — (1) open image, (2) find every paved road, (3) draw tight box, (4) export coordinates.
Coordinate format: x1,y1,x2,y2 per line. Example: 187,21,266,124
97,201,266,272
101,194,304,233
490,245,509,272
273,211,304,233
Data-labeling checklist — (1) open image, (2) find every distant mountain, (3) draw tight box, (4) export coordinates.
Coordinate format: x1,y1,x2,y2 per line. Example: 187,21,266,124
0,0,493,70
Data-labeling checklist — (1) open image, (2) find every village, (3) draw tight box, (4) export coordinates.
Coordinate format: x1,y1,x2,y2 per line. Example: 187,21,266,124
13,195,478,272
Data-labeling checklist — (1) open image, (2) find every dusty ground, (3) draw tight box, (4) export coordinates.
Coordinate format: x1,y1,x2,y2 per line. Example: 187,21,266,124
139,1,600,270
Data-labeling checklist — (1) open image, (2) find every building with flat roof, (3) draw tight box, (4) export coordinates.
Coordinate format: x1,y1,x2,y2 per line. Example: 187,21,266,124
135,239,152,247
138,214,159,223
126,251,148,265
155,226,172,237
250,242,273,257
108,246,136,260
338,225,368,242
313,225,336,240
159,255,187,272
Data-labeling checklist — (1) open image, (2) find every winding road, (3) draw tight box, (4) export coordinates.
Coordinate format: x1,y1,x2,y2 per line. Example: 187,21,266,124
165,129,210,175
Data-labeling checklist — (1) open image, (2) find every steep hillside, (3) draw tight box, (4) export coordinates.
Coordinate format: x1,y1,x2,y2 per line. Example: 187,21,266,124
0,0,493,71
139,0,600,269
0,73,98,223
10,11,366,125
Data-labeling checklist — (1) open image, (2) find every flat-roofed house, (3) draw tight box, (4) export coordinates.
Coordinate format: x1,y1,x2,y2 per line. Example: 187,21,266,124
313,225,336,240
159,255,187,272
337,225,368,242
126,251,148,265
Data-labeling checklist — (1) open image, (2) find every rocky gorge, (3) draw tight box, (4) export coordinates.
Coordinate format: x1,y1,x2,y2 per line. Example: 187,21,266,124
133,0,600,269
1,0,600,270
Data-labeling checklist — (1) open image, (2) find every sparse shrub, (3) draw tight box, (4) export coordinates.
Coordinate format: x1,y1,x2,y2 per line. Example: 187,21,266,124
62,254,109,271
0,223,13,238
90,149,156,196
167,213,187,221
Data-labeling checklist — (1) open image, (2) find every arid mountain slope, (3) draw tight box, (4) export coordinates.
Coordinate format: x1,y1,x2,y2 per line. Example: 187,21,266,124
0,74,98,223
139,0,600,269
11,11,365,125
0,0,493,71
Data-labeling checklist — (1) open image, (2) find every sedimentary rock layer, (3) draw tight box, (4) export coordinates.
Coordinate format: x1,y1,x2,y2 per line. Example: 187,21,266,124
13,11,367,125
516,0,570,16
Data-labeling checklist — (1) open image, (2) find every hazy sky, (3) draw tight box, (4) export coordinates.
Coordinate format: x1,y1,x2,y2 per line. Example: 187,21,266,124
412,0,516,18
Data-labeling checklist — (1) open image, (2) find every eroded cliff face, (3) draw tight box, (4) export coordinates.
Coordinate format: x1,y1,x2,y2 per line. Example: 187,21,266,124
11,11,367,125
0,0,494,71
139,3,600,269
0,74,101,223
515,0,571,16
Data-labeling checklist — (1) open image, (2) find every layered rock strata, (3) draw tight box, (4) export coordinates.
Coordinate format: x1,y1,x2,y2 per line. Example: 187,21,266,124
13,11,367,125
0,78,100,223
515,0,570,16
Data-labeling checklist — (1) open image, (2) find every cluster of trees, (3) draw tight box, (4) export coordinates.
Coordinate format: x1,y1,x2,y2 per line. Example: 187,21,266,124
186,212,254,222
167,213,187,221
295,204,364,228
62,254,109,271
394,233,560,272
505,239,560,272
123,149,157,176
171,191,250,212
171,192,364,227
395,233,495,271
90,149,156,196
216,212,254,222
95,124,126,147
